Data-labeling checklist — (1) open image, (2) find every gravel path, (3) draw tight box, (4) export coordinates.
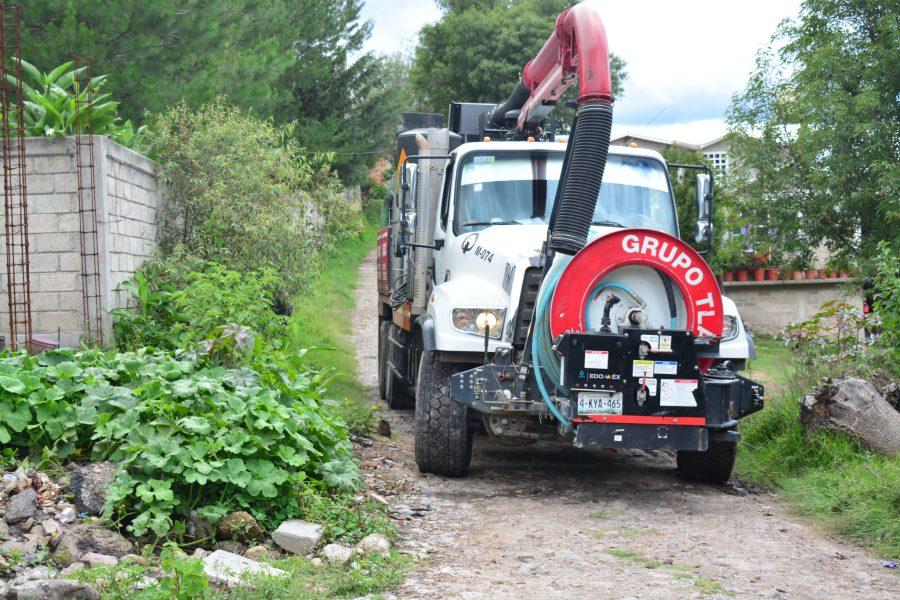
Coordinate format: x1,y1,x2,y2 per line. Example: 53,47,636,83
350,251,896,600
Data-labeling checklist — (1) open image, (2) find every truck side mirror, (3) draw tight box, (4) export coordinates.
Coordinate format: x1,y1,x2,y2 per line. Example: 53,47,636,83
695,173,713,252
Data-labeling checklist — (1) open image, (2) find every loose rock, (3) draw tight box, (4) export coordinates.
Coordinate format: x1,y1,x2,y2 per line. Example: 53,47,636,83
216,511,263,542
58,563,86,577
6,579,99,600
5,489,39,525
68,463,117,515
187,511,214,542
202,550,288,588
320,543,354,563
243,545,269,561
216,541,246,555
356,533,391,555
271,520,323,555
53,525,133,563
80,552,119,567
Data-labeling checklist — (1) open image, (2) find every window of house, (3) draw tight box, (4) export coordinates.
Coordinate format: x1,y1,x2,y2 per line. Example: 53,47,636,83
704,152,728,175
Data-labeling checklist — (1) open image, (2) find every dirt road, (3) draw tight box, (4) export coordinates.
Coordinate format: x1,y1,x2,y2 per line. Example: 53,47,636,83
349,252,896,600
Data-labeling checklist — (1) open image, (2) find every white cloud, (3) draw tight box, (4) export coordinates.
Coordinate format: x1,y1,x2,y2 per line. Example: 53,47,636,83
361,0,803,128
612,119,728,146
360,0,441,57
595,0,803,126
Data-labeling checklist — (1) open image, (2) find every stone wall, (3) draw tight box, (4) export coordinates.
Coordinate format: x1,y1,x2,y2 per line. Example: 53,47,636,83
723,279,863,335
0,136,160,348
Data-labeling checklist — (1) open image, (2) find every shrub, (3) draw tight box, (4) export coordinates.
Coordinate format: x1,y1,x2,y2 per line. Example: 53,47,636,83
871,240,900,346
8,59,146,151
148,100,362,289
112,260,288,354
0,347,358,538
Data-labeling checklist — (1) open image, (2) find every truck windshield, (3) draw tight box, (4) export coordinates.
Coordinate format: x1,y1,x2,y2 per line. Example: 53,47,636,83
454,151,677,236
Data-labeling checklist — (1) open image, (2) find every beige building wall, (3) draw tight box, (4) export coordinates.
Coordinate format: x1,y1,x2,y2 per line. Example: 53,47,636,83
723,279,863,335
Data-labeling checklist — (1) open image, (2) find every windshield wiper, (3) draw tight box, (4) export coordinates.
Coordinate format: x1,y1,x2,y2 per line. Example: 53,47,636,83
462,221,520,227
592,220,626,228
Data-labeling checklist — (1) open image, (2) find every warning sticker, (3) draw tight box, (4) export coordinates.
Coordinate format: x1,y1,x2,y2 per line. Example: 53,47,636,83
640,334,659,351
584,350,609,370
632,360,654,378
637,377,658,396
654,360,678,375
660,379,698,407
659,335,673,352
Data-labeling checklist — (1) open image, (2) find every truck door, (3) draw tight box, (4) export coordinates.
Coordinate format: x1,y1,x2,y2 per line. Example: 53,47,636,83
432,159,454,284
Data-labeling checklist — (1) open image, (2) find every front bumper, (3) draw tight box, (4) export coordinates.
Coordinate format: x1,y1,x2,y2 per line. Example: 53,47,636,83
449,328,765,451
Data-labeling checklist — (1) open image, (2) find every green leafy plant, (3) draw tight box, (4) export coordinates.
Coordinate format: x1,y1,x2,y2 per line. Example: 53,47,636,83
112,261,289,355
871,240,900,346
149,100,362,290
0,347,359,538
158,543,209,599
779,301,872,365
6,59,146,151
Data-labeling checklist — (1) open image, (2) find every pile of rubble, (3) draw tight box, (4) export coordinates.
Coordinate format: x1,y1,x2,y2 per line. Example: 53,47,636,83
0,463,395,598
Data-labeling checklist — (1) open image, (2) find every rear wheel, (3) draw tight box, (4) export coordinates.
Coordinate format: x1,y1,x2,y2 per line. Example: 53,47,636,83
676,436,737,484
414,350,473,477
377,320,390,400
385,324,414,409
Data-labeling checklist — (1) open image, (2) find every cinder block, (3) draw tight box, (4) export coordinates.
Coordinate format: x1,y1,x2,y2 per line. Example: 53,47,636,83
58,252,82,271
57,291,84,313
55,212,81,233
29,193,77,214
31,291,61,312
34,309,81,332
29,253,59,273
31,232,79,254
28,154,75,175
36,271,79,292
28,212,59,234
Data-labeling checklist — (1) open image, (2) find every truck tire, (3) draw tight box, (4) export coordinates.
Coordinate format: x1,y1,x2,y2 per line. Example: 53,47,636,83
676,437,737,484
414,350,473,477
385,324,414,409
377,320,390,400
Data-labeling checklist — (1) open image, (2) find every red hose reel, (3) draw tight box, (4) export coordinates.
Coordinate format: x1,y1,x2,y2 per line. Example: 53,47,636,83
549,230,724,370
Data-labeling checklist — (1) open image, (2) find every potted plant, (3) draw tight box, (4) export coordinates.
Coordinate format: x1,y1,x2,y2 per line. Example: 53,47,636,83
766,267,781,281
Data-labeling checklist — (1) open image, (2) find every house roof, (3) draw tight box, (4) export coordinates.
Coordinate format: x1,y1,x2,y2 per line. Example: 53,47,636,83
610,133,728,152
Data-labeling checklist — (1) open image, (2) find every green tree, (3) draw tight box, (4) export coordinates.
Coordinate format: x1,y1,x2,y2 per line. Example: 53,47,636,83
661,147,744,272
20,1,317,122
727,0,899,269
412,0,626,116
275,1,410,184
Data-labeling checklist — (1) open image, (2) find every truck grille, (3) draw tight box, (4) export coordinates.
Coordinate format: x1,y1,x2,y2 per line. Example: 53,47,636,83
513,267,542,347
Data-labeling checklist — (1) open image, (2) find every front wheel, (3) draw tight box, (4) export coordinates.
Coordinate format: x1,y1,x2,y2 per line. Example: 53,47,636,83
414,350,473,477
384,324,414,409
676,436,737,484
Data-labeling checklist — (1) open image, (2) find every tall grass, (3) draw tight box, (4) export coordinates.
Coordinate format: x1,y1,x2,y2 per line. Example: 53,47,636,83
737,338,900,557
286,207,381,435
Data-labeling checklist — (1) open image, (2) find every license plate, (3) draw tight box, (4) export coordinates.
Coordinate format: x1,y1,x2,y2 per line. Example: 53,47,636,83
577,392,623,415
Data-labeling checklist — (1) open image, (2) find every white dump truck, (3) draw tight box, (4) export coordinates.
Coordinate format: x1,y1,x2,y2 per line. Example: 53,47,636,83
376,0,763,481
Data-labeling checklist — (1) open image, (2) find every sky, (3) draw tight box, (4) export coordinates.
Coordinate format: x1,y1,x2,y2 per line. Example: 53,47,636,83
359,0,804,144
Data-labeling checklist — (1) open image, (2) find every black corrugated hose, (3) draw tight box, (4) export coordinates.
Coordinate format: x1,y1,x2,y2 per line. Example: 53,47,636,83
548,102,614,255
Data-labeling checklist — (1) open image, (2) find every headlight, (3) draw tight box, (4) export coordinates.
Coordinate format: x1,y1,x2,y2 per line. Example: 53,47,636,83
452,308,505,339
721,315,739,341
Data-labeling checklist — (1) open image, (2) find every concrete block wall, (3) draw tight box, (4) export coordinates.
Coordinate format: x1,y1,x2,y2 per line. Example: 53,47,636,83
0,136,161,348
723,279,863,335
